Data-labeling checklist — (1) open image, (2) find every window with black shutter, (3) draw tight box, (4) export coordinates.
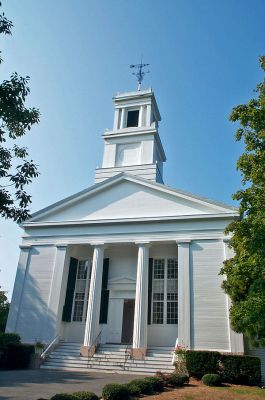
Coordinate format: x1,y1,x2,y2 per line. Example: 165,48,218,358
62,257,78,322
99,258,110,324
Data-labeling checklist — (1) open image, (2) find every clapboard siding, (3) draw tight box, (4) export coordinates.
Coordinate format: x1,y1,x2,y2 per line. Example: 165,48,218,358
190,240,230,351
248,347,265,385
16,245,56,342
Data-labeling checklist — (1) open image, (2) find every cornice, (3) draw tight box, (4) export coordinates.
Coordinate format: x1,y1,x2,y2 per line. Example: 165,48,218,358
22,212,238,229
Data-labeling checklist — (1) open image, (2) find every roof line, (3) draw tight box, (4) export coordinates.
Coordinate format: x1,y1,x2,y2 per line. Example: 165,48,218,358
25,172,237,224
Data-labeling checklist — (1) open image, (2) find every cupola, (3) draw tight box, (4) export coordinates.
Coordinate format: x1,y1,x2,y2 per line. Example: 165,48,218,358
95,88,166,184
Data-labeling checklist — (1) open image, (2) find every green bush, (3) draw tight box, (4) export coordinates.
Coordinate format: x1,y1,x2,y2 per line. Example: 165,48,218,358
102,383,129,400
73,392,99,400
144,376,164,392
185,350,220,378
202,374,221,386
167,373,189,387
155,371,171,385
219,354,261,385
6,343,34,369
125,383,141,397
50,395,78,400
129,379,153,395
0,333,21,352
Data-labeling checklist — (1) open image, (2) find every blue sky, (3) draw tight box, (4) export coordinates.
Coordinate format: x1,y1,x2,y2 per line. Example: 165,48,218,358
1,0,264,299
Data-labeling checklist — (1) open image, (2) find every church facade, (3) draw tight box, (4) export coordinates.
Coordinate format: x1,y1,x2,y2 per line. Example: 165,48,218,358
6,88,244,360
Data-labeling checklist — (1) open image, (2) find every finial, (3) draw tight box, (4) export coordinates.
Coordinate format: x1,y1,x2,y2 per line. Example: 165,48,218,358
130,57,150,91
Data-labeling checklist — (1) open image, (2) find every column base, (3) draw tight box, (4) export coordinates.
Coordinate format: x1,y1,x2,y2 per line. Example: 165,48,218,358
131,348,147,360
80,345,96,357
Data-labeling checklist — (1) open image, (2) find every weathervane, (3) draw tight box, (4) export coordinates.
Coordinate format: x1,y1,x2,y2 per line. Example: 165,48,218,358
130,58,150,91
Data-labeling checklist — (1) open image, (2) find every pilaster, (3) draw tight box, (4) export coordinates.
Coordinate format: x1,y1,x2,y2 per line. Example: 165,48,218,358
223,239,244,353
5,245,31,333
46,245,69,339
81,244,105,357
177,240,191,349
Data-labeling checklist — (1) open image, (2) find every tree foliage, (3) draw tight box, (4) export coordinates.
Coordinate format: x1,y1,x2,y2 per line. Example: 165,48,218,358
220,56,265,346
0,291,9,332
0,6,40,222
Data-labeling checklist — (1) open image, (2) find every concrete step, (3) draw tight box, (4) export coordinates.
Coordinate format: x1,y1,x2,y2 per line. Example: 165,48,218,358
48,354,172,366
42,342,174,375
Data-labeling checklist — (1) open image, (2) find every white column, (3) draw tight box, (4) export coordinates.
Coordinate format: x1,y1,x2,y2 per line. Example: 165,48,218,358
120,108,125,129
81,244,104,356
132,242,150,359
177,240,191,349
46,244,69,340
113,109,120,130
5,245,31,333
223,239,244,353
139,106,143,127
146,104,151,126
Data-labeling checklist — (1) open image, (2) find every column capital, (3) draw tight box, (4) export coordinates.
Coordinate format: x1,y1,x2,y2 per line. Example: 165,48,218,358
55,243,68,249
135,241,151,248
176,239,191,245
89,242,105,248
19,245,31,250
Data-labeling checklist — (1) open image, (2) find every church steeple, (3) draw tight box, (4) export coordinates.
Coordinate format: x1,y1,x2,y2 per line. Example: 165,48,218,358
95,88,166,184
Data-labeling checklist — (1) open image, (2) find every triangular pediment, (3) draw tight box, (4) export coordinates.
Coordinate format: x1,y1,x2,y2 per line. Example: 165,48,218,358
26,173,237,225
108,276,136,285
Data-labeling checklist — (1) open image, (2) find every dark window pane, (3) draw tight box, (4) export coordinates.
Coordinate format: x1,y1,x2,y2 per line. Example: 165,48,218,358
127,110,139,127
153,301,164,324
167,301,178,324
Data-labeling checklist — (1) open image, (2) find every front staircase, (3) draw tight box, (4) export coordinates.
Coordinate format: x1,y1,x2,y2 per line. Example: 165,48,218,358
41,342,175,375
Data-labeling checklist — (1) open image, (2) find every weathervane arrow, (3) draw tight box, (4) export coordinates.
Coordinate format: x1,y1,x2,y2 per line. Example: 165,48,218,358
130,58,150,91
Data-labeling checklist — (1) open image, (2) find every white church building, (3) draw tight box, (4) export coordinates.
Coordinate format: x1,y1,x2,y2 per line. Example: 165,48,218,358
6,87,245,372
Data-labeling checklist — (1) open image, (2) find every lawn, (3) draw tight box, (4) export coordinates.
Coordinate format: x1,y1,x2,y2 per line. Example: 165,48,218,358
150,378,265,400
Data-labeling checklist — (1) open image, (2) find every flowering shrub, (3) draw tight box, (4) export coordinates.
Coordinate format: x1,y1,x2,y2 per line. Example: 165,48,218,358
174,344,187,356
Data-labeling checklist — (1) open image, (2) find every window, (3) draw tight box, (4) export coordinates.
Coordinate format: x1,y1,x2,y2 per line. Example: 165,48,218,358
167,258,178,324
151,258,178,325
72,260,91,322
126,110,139,127
152,259,165,324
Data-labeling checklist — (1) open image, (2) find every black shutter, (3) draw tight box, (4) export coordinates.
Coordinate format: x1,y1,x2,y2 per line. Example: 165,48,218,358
99,258,110,324
148,258,153,325
99,290,109,324
62,257,78,322
102,258,109,289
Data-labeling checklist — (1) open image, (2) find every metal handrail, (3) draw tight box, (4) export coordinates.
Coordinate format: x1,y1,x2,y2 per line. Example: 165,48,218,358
123,336,133,370
87,330,102,368
40,335,60,360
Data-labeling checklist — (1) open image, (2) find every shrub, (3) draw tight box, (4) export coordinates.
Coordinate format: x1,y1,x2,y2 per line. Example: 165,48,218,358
185,350,220,378
167,373,189,387
73,392,99,400
6,343,34,369
155,371,171,385
202,374,221,386
125,383,141,397
144,376,164,392
50,395,78,400
102,383,129,400
129,379,153,395
0,333,21,352
219,354,261,385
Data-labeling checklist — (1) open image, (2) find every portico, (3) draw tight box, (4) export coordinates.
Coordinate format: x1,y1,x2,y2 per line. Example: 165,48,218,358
63,240,180,359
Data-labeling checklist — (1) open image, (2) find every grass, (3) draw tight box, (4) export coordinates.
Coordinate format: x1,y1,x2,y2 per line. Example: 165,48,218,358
149,378,265,400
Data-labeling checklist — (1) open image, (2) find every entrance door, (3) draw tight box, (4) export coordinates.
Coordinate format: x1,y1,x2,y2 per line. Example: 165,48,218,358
121,299,135,344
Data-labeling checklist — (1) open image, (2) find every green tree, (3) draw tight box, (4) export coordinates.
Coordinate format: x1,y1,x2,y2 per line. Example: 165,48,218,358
220,56,265,346
0,291,9,332
0,5,40,222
